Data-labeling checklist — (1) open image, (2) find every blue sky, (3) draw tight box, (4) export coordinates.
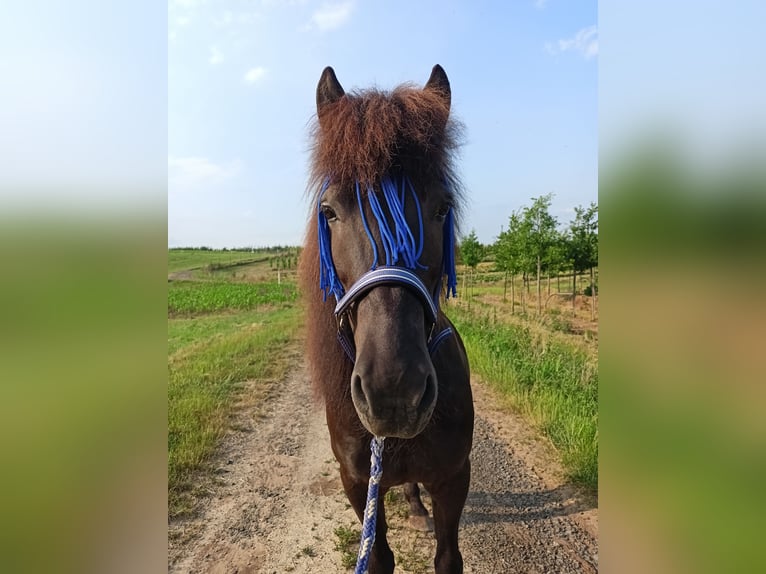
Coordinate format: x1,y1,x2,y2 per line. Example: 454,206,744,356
168,0,597,247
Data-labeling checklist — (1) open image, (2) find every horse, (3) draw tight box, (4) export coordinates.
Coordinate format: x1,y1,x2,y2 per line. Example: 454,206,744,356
298,65,474,574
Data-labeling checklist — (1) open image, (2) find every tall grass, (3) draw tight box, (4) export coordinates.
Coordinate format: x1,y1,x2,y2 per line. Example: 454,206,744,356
448,306,598,488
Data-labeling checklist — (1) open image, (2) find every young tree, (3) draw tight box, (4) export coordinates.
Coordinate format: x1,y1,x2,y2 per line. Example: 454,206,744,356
494,211,527,313
521,194,558,315
459,230,484,304
567,202,598,317
544,237,567,298
460,230,483,269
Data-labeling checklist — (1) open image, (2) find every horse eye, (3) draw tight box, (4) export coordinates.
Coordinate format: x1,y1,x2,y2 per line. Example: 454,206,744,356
321,204,338,221
435,203,451,222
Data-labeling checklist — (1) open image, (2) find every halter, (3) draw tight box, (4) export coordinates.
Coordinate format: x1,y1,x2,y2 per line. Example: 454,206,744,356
333,266,453,363
316,174,457,364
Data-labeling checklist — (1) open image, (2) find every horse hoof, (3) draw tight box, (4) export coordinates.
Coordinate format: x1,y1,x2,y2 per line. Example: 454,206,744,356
408,515,434,532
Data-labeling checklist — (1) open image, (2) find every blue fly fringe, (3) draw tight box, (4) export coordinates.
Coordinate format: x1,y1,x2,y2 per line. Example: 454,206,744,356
317,174,458,302
354,436,385,574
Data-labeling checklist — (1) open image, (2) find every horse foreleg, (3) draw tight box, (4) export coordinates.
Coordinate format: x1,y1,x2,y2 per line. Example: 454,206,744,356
339,469,395,574
403,482,434,531
426,460,471,574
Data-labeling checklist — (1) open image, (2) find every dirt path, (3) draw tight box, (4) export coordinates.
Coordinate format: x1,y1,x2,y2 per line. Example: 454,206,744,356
168,363,598,573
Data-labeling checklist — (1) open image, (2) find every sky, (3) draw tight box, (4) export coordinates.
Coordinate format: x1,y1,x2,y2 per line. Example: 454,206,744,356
169,0,598,248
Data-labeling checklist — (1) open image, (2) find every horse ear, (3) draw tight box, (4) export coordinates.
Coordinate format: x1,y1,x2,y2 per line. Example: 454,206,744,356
316,66,345,122
424,64,451,111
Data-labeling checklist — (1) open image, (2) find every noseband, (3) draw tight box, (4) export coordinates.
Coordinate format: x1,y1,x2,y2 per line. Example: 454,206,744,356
333,266,453,364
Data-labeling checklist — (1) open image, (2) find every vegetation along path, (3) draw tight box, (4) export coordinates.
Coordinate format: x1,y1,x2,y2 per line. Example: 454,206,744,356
168,357,597,573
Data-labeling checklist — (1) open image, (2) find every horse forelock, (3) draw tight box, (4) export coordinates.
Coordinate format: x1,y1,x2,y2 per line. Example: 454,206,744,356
308,84,465,214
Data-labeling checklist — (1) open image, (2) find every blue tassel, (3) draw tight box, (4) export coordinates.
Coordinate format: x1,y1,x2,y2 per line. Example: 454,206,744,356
366,183,396,265
404,177,425,262
381,177,419,269
317,180,344,301
356,182,379,270
443,207,458,298
366,175,425,270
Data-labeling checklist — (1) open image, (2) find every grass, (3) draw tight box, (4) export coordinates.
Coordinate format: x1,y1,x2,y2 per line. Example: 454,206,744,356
447,304,598,489
333,525,361,570
168,248,272,272
168,297,301,517
168,280,297,315
168,309,270,355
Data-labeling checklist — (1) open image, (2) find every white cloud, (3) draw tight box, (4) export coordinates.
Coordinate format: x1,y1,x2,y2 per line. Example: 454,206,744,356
546,25,598,60
244,66,267,84
208,46,223,65
168,156,242,188
308,1,354,32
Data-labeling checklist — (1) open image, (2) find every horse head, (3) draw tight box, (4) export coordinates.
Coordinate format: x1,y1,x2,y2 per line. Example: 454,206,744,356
312,65,460,438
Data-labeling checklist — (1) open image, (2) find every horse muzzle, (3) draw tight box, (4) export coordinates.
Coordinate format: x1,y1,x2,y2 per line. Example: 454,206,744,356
350,358,438,438
332,266,449,438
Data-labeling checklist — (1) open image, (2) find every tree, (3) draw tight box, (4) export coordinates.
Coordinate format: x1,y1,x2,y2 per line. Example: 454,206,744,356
544,236,568,297
521,194,558,315
459,230,484,304
494,211,527,313
460,229,483,269
566,203,598,317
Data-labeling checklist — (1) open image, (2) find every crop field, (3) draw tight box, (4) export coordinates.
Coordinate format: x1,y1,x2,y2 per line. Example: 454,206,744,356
168,280,297,315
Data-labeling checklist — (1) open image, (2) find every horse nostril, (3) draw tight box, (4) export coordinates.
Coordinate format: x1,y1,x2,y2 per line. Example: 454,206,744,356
418,373,436,412
351,374,368,408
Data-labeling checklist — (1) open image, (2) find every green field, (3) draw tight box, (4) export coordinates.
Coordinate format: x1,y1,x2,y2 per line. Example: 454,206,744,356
168,248,270,272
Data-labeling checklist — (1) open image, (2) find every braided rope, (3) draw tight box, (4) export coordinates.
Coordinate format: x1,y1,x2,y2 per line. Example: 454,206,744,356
354,436,385,574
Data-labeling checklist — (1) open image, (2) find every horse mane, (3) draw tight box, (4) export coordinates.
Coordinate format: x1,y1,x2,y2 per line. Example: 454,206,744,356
300,80,465,402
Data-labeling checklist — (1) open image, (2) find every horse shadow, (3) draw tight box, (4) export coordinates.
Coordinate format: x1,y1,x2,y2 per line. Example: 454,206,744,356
460,484,596,526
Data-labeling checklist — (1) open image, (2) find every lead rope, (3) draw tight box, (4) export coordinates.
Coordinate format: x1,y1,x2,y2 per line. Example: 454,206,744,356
354,436,385,574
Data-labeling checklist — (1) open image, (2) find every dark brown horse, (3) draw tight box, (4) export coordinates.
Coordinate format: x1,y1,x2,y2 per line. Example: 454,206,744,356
298,65,473,574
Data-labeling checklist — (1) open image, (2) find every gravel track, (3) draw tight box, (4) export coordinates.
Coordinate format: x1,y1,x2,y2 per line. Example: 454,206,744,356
169,362,597,573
